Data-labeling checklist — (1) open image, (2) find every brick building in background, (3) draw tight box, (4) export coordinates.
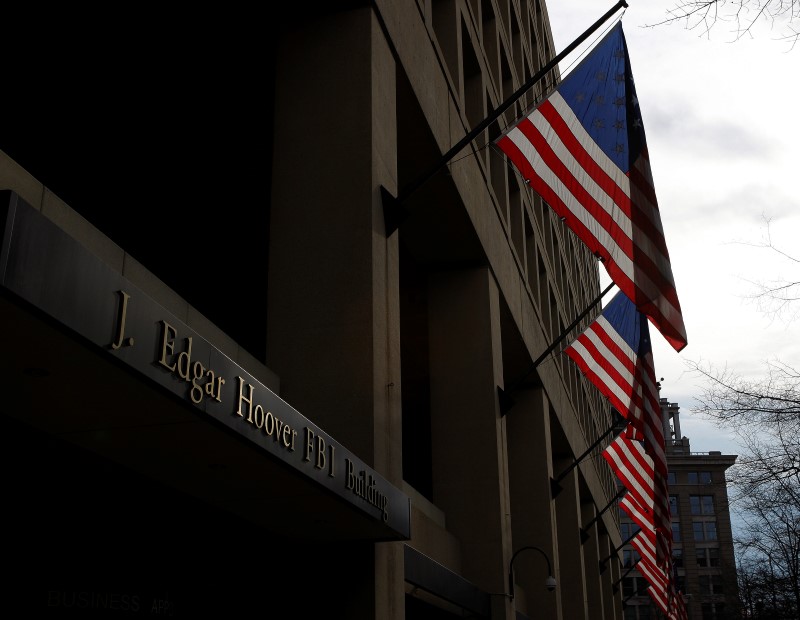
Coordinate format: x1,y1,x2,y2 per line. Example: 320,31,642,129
619,398,740,619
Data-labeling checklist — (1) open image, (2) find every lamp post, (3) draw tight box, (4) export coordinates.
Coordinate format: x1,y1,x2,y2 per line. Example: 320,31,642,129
508,545,557,601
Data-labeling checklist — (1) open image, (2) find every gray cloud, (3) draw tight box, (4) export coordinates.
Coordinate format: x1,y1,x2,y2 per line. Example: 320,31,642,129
645,103,773,160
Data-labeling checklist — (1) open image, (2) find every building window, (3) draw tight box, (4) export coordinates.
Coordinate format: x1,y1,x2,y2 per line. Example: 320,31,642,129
688,471,712,484
669,494,679,516
668,471,677,485
672,522,681,542
623,549,640,568
693,521,717,541
623,576,636,597
672,548,683,568
696,547,720,567
623,549,632,567
690,494,715,514
701,602,726,619
699,575,724,595
623,576,650,600
621,522,641,541
625,602,653,619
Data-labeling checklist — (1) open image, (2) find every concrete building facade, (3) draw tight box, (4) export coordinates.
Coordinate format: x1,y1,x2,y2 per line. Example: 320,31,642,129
1,2,628,618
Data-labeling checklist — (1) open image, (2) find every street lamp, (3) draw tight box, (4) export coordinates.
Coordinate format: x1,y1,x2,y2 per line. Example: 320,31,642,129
508,545,557,600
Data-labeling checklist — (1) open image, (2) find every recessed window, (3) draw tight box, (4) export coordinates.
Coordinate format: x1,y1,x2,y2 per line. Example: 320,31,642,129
690,495,715,515
696,547,720,567
693,521,717,541
701,601,726,618
699,575,724,595
621,522,641,540
688,471,712,484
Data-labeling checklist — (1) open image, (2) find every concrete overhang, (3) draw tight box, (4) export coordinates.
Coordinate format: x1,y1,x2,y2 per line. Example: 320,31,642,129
1,191,410,543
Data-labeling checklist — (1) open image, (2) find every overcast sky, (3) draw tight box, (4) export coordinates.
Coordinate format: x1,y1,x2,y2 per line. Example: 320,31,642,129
545,1,800,456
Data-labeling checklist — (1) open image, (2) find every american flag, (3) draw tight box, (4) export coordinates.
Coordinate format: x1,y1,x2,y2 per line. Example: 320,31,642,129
604,434,656,517
632,534,679,619
604,433,671,555
565,291,668,477
620,493,652,540
620,491,672,576
631,532,670,610
566,292,672,561
631,532,689,620
494,22,687,352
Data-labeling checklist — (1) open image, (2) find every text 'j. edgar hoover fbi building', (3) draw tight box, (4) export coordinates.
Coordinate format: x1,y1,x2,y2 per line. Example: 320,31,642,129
2,3,632,618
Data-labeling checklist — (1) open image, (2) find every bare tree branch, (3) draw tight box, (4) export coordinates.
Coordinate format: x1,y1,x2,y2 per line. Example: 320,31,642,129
688,354,799,615
727,217,800,322
645,0,800,49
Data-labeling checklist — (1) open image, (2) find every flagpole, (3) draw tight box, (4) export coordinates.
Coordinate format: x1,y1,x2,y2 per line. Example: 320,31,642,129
580,486,627,543
382,0,629,235
599,528,639,573
622,582,651,606
612,557,642,594
551,407,626,497
498,281,614,415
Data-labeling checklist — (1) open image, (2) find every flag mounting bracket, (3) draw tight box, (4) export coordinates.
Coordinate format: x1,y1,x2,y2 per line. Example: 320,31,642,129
580,486,626,543
599,528,639,573
550,408,627,498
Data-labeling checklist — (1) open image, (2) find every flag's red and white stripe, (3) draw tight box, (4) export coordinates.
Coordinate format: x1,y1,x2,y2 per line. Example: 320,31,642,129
632,537,671,614
496,92,687,352
620,493,656,543
565,313,667,477
603,435,656,516
632,534,688,620
604,434,671,561
621,491,673,571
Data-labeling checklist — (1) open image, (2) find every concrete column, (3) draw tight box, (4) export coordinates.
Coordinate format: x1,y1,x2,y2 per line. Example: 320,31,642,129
268,7,400,463
581,502,605,618
268,8,403,620
554,463,589,620
427,267,511,613
598,532,619,619
506,387,562,619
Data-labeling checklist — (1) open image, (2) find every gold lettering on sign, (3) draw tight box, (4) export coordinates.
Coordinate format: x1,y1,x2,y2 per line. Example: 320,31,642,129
158,321,178,371
234,377,297,451
345,458,389,522
176,336,193,381
157,321,224,404
110,290,134,349
304,428,336,477
108,305,396,527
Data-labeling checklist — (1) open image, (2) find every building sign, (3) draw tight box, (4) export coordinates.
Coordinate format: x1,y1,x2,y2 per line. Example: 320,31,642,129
0,191,410,539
